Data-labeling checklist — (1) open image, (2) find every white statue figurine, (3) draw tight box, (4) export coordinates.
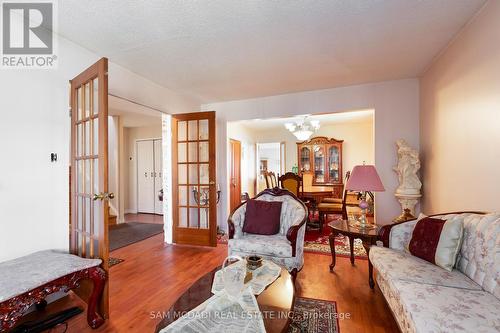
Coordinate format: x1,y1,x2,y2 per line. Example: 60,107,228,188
394,139,422,196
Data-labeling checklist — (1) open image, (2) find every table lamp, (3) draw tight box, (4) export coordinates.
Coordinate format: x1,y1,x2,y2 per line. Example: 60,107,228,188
345,164,385,228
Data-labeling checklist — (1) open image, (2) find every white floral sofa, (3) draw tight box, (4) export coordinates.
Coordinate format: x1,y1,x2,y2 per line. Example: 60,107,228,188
370,212,500,333
227,188,308,276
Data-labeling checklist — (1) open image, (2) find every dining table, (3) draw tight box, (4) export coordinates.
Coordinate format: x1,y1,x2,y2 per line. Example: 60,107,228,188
300,185,336,203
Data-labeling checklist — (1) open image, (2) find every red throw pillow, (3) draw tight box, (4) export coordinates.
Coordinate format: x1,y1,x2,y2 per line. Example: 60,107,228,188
242,199,282,235
408,217,447,264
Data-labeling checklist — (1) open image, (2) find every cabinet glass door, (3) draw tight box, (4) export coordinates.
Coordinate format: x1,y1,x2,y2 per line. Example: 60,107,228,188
314,145,325,183
300,146,311,171
328,146,340,182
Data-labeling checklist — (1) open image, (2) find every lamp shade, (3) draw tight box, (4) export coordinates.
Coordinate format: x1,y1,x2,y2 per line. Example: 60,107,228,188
346,165,385,192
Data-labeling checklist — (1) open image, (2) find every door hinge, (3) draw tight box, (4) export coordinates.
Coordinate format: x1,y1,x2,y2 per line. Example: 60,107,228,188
69,108,72,118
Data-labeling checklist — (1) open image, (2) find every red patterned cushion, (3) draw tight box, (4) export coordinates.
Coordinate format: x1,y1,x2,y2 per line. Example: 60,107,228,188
409,217,446,264
243,199,282,235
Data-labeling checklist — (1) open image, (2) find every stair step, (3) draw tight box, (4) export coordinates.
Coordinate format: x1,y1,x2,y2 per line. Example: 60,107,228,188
108,214,117,226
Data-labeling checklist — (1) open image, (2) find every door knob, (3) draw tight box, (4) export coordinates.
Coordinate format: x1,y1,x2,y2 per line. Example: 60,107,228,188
209,181,216,185
93,192,115,201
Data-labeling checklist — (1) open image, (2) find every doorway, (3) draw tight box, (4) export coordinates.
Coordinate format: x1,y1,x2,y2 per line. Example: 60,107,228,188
106,96,165,252
256,142,282,192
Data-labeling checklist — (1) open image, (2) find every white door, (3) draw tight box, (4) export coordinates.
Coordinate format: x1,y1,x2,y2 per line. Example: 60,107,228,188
137,140,155,213
154,139,163,215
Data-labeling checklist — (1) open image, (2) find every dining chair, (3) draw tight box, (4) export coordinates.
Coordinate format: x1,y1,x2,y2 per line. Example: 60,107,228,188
317,172,351,232
322,171,350,204
278,172,302,196
300,171,316,223
269,171,278,188
263,171,273,189
302,171,314,188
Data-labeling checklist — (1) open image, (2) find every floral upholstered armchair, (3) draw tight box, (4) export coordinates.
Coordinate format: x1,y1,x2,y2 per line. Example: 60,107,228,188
227,188,308,276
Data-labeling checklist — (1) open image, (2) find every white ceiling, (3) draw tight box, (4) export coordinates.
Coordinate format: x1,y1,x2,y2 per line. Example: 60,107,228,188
59,0,486,103
109,95,162,127
233,109,374,131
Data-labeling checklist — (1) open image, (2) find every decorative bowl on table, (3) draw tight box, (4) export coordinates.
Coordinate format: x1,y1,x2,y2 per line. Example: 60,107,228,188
246,255,263,270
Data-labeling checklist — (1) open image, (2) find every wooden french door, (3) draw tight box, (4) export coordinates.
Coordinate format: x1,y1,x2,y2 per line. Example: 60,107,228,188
69,58,110,317
172,112,217,246
229,139,242,212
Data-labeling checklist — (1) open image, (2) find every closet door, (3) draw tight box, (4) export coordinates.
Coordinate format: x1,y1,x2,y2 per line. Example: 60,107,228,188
137,140,155,213
154,139,163,215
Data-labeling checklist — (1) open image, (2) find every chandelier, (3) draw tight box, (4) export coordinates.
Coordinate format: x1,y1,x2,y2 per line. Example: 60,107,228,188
284,117,320,141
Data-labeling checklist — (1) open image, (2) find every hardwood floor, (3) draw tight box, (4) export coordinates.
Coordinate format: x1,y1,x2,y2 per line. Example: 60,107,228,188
124,213,164,224
20,234,399,333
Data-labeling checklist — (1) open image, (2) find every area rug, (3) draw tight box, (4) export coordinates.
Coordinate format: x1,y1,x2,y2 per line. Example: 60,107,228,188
108,257,125,267
109,222,163,251
304,227,367,259
289,297,340,333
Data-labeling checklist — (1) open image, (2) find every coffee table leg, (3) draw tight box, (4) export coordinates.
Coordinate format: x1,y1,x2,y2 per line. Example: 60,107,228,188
349,235,355,265
362,241,374,289
329,231,337,271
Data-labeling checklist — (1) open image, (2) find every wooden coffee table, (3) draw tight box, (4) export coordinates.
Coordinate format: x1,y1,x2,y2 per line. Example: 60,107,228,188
328,220,379,289
155,265,295,333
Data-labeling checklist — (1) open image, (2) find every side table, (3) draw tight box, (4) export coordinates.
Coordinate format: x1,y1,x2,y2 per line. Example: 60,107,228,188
328,220,379,289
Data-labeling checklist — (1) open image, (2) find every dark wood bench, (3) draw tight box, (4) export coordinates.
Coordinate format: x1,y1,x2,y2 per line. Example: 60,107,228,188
0,250,106,331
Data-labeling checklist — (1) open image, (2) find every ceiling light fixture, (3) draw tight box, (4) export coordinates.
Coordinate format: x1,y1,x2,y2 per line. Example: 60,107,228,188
284,116,320,141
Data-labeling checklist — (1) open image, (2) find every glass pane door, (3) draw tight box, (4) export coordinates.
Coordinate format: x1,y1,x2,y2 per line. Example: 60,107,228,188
73,79,102,258
70,58,109,318
300,146,311,171
173,112,216,246
176,119,209,229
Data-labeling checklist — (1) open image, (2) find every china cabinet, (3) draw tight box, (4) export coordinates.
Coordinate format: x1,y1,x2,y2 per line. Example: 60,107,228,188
297,136,343,196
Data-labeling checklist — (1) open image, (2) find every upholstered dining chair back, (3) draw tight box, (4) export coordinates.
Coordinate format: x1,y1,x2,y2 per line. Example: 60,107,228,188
279,172,302,196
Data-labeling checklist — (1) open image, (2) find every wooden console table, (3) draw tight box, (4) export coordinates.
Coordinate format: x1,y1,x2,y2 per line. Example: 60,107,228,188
0,250,106,331
328,220,379,289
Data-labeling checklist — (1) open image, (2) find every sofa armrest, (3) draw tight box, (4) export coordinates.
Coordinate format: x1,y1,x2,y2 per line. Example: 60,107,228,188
227,203,247,239
228,219,236,239
286,210,308,257
379,218,418,249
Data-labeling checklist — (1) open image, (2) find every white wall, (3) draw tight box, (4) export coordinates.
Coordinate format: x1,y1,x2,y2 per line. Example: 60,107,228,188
0,34,200,262
252,119,374,176
420,0,500,214
108,116,120,218
202,79,419,228
123,125,163,214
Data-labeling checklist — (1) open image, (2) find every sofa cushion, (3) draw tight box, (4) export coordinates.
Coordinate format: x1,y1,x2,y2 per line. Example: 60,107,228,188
456,213,500,299
254,193,306,236
243,199,282,235
408,216,464,271
228,234,292,258
392,279,500,333
370,246,481,291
